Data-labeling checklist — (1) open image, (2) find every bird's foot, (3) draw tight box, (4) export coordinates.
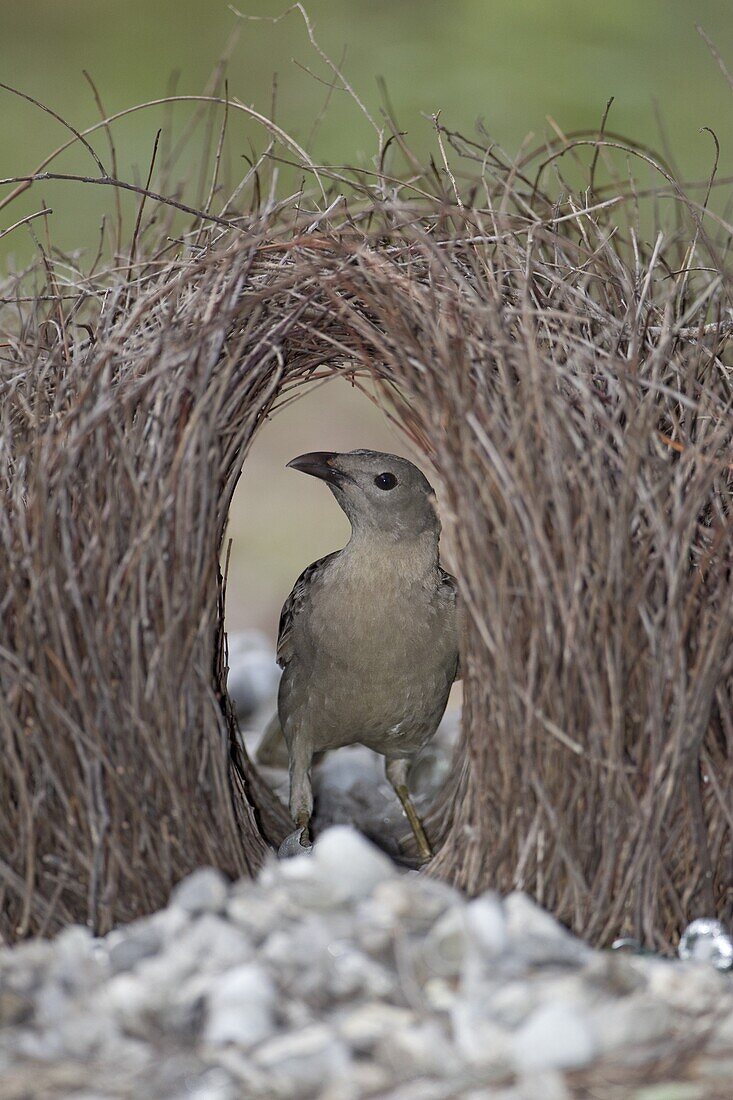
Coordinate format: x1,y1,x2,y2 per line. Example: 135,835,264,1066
278,825,313,859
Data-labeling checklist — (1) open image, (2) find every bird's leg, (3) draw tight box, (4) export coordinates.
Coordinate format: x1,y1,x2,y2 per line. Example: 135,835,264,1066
288,738,314,846
385,757,433,863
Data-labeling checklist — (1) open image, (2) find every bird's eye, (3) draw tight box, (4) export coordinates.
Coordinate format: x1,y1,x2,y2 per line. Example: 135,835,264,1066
374,472,397,490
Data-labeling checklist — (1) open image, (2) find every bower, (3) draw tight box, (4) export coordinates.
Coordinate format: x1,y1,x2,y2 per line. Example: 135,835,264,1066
1,148,731,950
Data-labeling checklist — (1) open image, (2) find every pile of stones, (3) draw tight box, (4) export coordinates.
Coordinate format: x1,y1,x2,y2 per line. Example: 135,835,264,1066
1,827,731,1100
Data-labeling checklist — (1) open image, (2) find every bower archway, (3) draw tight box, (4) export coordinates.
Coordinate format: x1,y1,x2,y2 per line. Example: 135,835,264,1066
3,204,731,949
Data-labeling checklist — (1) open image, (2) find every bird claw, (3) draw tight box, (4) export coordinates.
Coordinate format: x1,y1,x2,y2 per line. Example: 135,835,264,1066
278,826,313,859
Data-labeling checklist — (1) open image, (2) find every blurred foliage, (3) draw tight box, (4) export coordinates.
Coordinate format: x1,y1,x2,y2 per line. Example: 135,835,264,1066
0,1,731,267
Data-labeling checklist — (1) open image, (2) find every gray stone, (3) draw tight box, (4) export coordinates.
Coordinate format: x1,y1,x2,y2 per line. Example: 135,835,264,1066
504,893,590,967
324,943,395,1000
451,1003,511,1071
510,1001,597,1072
583,950,647,996
338,1002,416,1053
52,1007,120,1059
95,971,151,1033
48,924,107,994
591,994,674,1060
185,1066,239,1100
377,1020,461,1080
154,985,206,1039
146,904,191,942
108,927,162,973
358,876,457,942
173,914,252,973
422,893,506,981
646,956,729,1013
476,978,537,1028
226,886,288,943
423,976,457,1011
465,893,507,956
0,939,55,994
277,825,395,907
694,1056,733,1083
170,868,229,915
514,1071,571,1100
632,1086,708,1100
344,1062,394,1095
706,1008,733,1054
422,906,469,978
204,963,276,1048
253,1024,350,1098
0,988,33,1025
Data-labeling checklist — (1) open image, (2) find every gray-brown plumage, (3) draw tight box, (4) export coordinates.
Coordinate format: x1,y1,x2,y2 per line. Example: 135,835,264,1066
272,448,459,860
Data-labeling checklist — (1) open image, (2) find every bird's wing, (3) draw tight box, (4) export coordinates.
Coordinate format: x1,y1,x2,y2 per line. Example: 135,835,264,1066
437,565,462,682
275,551,339,669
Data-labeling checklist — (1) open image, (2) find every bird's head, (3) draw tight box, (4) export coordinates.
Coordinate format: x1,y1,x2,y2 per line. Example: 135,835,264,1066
286,449,440,542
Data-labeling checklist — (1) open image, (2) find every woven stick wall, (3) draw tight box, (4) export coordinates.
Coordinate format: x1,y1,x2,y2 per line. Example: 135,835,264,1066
1,108,731,946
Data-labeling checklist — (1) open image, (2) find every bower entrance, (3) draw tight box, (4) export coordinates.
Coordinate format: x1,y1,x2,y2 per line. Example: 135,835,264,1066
224,377,463,861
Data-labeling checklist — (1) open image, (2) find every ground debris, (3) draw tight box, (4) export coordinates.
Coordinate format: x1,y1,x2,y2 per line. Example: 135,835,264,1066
1,827,730,1100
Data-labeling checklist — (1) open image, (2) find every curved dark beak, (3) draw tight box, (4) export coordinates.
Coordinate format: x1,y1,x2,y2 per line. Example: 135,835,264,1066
286,451,345,486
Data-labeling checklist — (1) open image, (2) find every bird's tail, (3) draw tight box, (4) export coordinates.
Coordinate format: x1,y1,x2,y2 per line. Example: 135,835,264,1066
255,712,290,768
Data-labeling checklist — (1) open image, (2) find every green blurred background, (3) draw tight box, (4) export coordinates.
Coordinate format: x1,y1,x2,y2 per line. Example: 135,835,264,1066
1,1,730,637
2,1,731,267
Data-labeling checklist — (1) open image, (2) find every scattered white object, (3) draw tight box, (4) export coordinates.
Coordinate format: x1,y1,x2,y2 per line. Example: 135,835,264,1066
504,892,589,966
423,907,469,977
592,995,673,1058
678,918,733,971
313,826,395,897
277,826,394,906
2,839,733,1097
378,1019,461,1078
204,963,276,1048
170,868,229,915
47,925,105,995
185,1067,237,1100
253,1024,350,1097
452,1003,510,1069
511,1001,597,1072
513,1071,572,1100
108,926,163,973
424,896,506,981
465,893,508,957
338,1002,415,1053
98,971,149,1031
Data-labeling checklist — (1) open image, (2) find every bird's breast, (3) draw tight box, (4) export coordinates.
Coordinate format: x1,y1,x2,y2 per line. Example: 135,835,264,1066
307,566,451,669
280,557,458,753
